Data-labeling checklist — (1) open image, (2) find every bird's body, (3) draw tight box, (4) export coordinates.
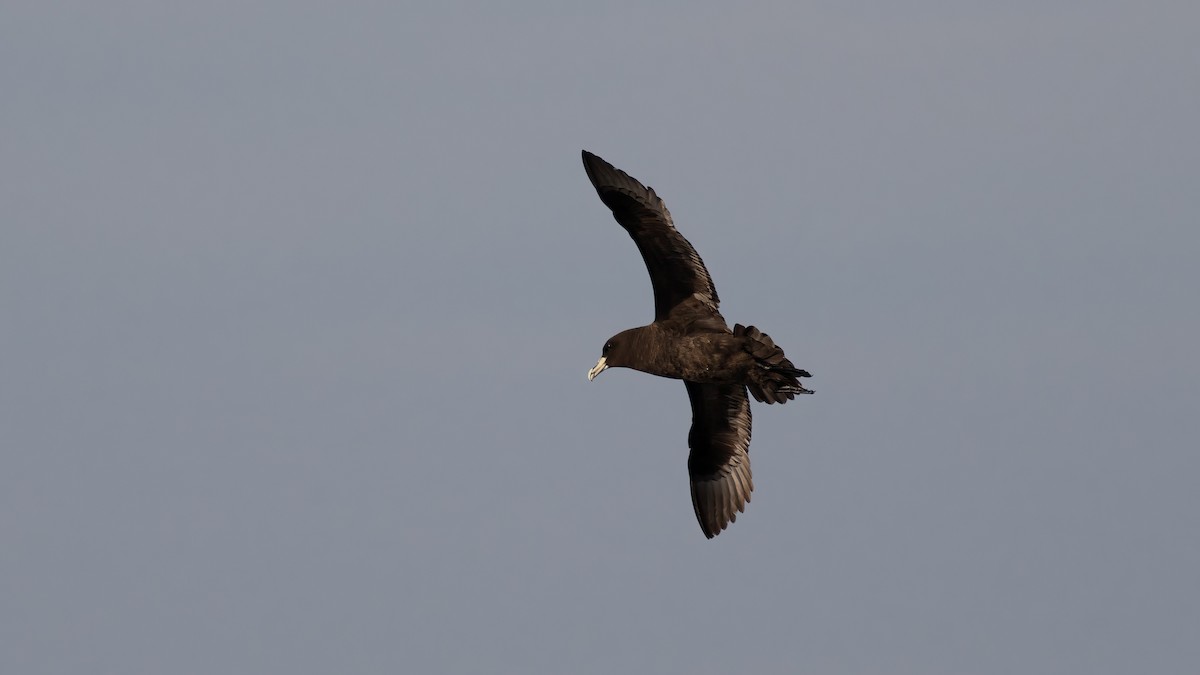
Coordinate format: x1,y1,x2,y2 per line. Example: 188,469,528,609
582,150,813,538
603,324,805,391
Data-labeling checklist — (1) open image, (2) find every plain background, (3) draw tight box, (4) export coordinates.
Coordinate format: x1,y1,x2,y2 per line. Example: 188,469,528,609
4,2,1198,673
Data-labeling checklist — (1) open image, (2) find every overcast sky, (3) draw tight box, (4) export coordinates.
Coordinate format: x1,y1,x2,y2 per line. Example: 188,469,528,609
3,2,1198,673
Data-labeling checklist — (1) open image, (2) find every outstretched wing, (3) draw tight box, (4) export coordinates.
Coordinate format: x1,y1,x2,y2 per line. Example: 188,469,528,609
582,151,720,321
684,382,753,539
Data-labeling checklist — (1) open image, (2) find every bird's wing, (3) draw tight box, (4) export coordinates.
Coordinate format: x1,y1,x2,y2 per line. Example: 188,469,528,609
684,382,753,538
582,151,720,321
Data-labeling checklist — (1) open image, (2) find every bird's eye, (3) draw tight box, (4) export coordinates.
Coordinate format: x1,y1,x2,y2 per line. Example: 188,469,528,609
603,341,613,354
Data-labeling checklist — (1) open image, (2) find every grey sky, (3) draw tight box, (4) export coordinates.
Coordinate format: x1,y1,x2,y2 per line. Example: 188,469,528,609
3,2,1198,673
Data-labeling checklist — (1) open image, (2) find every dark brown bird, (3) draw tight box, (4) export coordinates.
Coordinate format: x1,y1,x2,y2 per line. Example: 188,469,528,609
583,150,813,539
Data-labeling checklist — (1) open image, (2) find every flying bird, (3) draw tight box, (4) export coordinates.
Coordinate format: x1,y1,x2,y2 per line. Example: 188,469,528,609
582,150,813,539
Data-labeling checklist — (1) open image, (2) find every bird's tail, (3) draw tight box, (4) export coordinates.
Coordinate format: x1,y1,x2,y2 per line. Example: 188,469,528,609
735,324,814,404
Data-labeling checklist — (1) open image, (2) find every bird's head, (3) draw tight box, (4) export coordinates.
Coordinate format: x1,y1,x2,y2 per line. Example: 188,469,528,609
587,329,641,381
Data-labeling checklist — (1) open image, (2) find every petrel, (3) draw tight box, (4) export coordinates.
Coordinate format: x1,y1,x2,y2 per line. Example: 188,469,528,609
583,150,813,539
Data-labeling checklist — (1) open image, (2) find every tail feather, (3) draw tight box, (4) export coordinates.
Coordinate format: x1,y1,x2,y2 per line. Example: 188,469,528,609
734,324,814,404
